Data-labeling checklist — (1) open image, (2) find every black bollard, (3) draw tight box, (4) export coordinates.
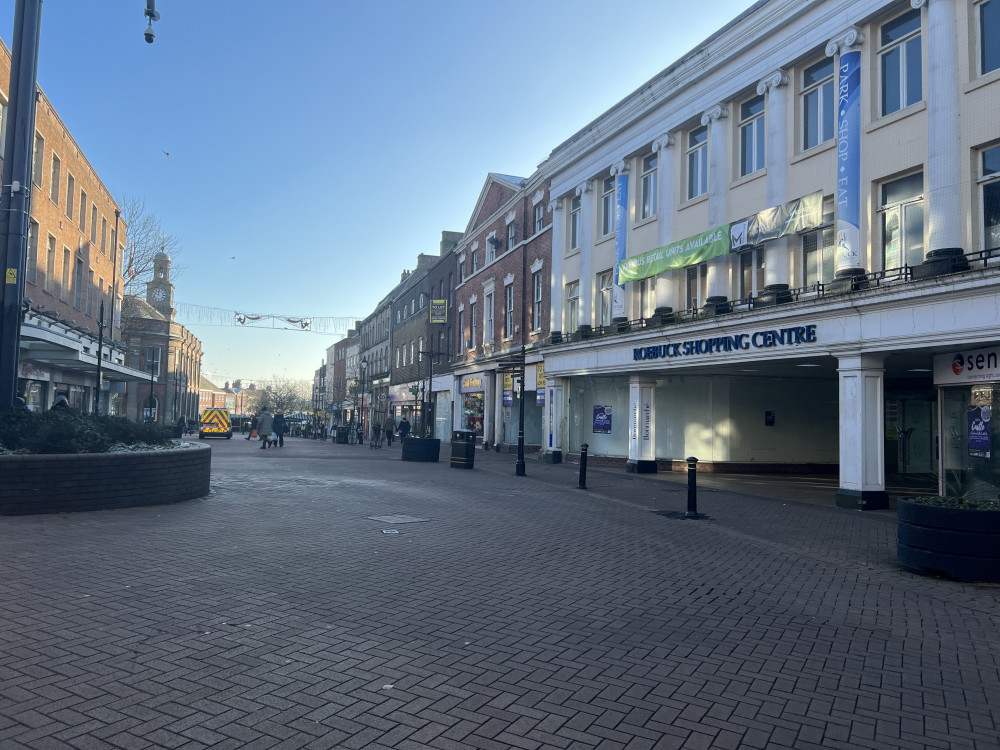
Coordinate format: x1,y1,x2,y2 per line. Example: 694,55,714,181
579,443,589,489
686,456,698,518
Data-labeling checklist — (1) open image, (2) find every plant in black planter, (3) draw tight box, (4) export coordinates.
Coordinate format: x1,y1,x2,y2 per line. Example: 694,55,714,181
897,475,1000,582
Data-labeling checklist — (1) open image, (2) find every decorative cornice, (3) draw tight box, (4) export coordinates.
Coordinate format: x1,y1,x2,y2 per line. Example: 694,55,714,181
530,258,544,273
756,70,788,95
825,27,865,57
504,273,515,286
505,210,516,225
700,104,728,126
548,198,563,213
532,189,546,206
471,240,479,252
469,294,478,304
609,159,630,177
651,134,674,152
458,302,465,312
575,181,592,196
910,0,927,8
482,278,495,293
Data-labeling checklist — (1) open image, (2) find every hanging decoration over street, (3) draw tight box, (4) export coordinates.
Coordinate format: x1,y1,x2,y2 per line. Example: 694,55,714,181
174,302,359,335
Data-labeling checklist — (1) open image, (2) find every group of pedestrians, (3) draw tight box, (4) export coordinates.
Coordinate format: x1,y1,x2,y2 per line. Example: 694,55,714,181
377,415,410,446
246,408,287,450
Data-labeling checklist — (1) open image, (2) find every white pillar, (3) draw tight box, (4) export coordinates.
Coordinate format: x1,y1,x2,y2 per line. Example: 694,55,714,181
922,0,962,255
627,376,657,473
576,181,594,327
542,378,566,462
836,354,889,510
548,198,564,340
653,134,677,311
758,70,792,289
702,104,730,301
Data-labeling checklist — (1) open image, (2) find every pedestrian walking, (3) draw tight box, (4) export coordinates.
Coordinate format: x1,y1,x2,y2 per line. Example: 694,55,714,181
382,415,396,446
247,413,258,441
273,412,287,448
398,416,411,440
257,408,274,449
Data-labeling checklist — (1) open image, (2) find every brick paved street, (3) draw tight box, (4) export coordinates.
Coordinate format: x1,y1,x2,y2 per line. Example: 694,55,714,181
2,437,999,750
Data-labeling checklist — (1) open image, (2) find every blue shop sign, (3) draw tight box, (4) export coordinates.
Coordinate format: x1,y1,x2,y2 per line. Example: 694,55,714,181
633,324,817,362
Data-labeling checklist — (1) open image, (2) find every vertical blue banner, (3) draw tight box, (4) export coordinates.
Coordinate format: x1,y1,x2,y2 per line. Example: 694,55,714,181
613,173,628,317
835,50,861,273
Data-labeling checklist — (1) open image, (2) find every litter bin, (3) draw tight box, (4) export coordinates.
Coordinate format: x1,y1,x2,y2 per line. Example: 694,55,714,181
451,429,476,469
335,426,348,444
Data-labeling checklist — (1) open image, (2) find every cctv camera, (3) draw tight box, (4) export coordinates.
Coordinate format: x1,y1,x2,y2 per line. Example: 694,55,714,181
144,22,155,44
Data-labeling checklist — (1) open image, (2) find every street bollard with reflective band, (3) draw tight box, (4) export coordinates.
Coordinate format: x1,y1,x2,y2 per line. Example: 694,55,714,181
686,456,698,518
579,443,589,489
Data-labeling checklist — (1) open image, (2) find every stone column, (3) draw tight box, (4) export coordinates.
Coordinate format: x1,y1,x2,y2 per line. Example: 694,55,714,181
758,70,793,304
702,104,731,310
826,27,868,288
836,354,889,510
548,198,564,342
576,181,594,329
627,376,657,473
653,135,677,316
914,0,969,278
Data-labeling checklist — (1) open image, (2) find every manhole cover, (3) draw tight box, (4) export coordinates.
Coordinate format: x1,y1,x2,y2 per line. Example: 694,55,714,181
366,515,430,524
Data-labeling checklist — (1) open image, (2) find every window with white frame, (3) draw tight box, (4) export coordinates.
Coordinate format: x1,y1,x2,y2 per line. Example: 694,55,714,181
638,277,656,319
598,271,613,327
879,8,922,117
26,221,38,285
685,264,706,310
802,228,836,287
739,249,765,299
458,310,465,349
981,0,1000,75
101,217,107,255
739,95,765,177
470,302,477,346
566,281,580,333
146,346,161,377
601,176,616,236
86,269,94,316
45,236,55,292
880,172,924,270
640,153,658,219
31,133,43,187
419,293,425,309
570,195,581,250
802,58,834,151
410,341,415,363
50,154,61,204
484,293,494,343
981,144,1000,251
61,247,70,301
532,271,543,331
486,237,495,264
505,284,514,338
472,252,478,272
507,221,516,250
534,204,544,233
686,126,708,200
460,260,466,281
418,338,423,362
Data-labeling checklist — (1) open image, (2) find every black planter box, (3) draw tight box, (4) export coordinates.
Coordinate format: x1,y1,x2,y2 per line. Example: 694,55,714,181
401,437,441,462
897,498,1000,582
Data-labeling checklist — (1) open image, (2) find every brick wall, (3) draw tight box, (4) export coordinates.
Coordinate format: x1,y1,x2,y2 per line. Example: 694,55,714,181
0,443,211,515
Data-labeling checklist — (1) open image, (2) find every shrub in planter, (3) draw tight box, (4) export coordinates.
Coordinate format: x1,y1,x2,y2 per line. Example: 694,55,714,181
897,493,1000,582
0,409,175,454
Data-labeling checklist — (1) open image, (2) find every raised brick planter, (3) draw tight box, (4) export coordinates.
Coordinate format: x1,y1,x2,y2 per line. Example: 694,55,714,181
0,443,211,515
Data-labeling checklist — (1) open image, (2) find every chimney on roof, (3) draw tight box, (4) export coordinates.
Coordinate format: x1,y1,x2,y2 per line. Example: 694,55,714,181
400,270,411,282
441,231,463,255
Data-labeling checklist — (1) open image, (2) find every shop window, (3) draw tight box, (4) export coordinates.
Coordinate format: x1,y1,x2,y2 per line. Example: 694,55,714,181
879,8,922,116
686,126,708,200
566,281,580,333
802,58,834,150
463,392,484,435
980,0,999,75
598,271,613,327
982,144,1000,252
601,176,616,236
570,194,581,250
640,153,658,219
739,94,765,176
880,172,924,270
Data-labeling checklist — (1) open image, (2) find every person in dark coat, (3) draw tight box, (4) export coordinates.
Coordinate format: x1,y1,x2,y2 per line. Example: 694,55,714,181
247,413,258,440
398,416,411,439
257,409,274,449
273,412,287,448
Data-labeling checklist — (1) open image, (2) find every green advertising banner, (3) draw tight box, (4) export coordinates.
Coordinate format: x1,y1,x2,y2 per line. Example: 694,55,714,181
618,224,730,283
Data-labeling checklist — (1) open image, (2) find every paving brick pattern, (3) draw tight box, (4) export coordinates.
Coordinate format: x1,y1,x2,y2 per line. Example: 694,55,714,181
1,438,998,749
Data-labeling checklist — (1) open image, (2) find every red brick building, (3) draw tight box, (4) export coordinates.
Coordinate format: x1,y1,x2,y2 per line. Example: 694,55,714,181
451,173,552,448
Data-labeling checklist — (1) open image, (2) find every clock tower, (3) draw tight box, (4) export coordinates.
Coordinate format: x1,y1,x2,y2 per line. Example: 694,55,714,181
145,250,175,320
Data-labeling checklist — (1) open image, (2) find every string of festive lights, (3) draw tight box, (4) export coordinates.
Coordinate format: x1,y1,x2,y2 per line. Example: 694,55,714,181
174,302,360,335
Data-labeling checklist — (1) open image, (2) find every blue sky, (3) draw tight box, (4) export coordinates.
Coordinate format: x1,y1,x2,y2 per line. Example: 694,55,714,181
3,0,758,385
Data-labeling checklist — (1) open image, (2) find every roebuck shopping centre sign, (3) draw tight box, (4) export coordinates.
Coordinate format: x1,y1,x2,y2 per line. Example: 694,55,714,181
633,325,817,361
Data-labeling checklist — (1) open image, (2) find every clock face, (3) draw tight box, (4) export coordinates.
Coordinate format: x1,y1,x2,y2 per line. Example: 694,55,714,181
152,288,166,302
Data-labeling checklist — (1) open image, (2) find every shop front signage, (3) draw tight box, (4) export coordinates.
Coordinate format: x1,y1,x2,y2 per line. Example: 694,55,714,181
460,375,484,393
633,324,817,361
934,346,1000,385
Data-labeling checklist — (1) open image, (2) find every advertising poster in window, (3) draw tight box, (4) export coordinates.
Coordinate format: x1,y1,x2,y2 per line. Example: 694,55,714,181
593,405,612,434
536,363,545,406
430,300,448,324
969,404,991,458
503,373,513,407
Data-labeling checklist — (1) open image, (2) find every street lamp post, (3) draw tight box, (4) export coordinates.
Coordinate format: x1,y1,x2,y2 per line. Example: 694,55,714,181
359,357,368,445
147,352,155,423
93,301,106,415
